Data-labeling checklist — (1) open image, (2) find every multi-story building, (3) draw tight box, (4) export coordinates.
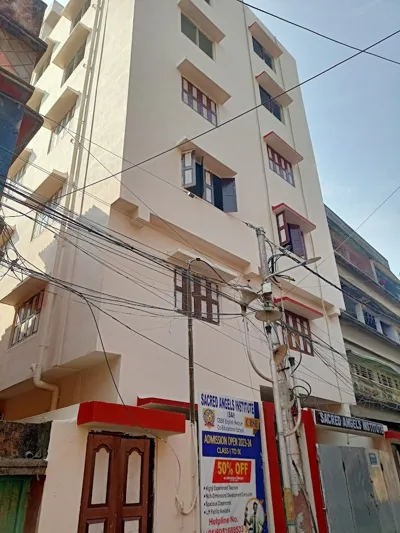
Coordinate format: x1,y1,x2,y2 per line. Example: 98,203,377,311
0,1,359,531
326,207,400,428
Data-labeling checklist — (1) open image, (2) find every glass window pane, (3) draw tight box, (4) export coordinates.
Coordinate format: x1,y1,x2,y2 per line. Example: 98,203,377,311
252,37,263,59
272,101,282,121
181,14,197,44
91,447,110,505
125,450,142,504
87,522,106,533
199,31,213,58
124,520,140,533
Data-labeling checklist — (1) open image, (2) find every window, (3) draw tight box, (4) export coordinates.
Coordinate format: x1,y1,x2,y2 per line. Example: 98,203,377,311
11,292,43,346
381,321,393,338
276,213,306,258
181,13,213,58
78,433,153,533
174,269,219,324
181,151,237,212
267,146,294,186
48,105,76,152
32,188,62,239
62,42,86,84
351,363,373,381
13,161,29,183
182,78,217,125
285,310,313,355
363,310,377,330
259,86,282,121
343,296,358,318
36,54,51,82
252,37,274,70
71,0,90,29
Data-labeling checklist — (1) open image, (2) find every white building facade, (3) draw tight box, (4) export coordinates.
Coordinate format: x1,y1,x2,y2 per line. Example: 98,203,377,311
0,1,362,532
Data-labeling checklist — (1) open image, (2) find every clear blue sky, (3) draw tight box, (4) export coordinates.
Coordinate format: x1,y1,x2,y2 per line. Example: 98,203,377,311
250,0,400,276
47,0,400,275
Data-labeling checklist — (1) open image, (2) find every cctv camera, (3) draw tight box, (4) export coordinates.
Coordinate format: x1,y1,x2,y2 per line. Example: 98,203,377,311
187,191,195,198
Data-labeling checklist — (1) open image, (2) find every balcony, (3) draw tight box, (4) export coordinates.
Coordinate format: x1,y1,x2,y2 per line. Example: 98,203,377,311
350,359,400,410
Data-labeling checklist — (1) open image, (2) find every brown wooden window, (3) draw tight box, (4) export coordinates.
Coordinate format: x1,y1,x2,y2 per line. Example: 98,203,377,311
182,77,217,125
78,433,153,533
11,291,44,346
174,269,220,325
267,146,294,186
285,310,313,355
276,212,306,258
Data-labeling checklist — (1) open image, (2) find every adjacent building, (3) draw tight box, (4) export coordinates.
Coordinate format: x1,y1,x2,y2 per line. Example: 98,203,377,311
326,206,400,429
0,1,359,532
0,0,46,188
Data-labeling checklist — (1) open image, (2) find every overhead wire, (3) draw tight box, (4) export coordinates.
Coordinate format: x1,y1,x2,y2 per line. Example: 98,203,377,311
236,0,400,66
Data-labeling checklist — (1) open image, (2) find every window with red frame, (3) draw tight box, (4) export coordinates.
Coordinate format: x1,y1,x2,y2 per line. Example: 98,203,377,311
11,291,43,346
276,212,306,258
267,146,294,186
182,78,217,125
285,310,313,355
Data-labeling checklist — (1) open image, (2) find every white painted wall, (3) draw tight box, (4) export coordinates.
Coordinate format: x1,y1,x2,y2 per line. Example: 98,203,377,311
0,0,354,423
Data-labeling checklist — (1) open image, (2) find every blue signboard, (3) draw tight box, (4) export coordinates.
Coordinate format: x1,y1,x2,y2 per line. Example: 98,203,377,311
198,392,268,533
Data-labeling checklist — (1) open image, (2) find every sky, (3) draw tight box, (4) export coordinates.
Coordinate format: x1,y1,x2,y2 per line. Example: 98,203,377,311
45,0,400,274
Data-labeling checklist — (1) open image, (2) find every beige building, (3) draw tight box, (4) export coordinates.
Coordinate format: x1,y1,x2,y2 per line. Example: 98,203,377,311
326,207,400,427
0,0,359,531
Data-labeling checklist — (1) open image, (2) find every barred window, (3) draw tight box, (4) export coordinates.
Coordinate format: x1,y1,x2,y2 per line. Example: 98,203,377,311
32,188,63,239
11,292,43,346
182,78,217,125
363,310,377,330
267,145,294,186
350,363,373,381
174,269,219,325
285,310,313,355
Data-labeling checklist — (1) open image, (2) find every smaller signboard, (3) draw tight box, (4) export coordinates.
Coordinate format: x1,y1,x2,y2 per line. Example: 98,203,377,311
315,410,385,436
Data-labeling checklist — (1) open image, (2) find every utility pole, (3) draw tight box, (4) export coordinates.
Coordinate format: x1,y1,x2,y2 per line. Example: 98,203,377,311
186,259,196,426
253,226,296,532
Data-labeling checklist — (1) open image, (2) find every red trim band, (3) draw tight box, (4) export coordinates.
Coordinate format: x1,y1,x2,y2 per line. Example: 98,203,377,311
77,401,186,435
302,409,328,533
263,402,286,533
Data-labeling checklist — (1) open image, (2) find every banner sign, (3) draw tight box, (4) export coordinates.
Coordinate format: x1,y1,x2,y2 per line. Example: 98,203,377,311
315,410,385,436
198,392,268,533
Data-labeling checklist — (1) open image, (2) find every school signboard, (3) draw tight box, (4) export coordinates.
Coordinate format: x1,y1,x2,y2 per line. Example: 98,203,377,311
198,392,268,533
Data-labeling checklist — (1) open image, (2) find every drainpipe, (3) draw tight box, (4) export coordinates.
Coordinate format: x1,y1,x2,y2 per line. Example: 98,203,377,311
31,287,59,411
31,362,59,411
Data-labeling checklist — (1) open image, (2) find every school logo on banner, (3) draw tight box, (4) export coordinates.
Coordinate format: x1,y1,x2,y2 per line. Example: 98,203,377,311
203,408,216,429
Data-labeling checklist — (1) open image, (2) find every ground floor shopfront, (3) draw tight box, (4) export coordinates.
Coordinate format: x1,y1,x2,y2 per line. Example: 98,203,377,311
301,409,400,533
2,399,400,533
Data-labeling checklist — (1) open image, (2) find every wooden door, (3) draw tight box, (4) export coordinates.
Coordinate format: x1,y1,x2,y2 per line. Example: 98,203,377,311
78,434,153,533
0,476,31,533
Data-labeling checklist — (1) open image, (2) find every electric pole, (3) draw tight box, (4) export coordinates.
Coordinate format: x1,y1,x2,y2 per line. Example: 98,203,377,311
253,225,296,532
